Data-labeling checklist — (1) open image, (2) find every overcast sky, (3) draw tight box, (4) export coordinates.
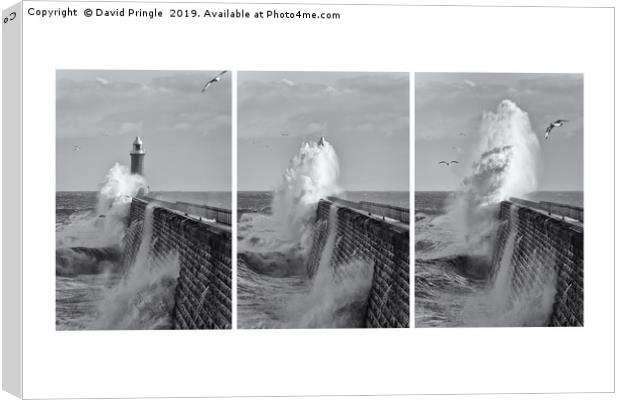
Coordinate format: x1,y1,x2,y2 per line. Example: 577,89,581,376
238,71,409,191
57,70,231,191
415,73,583,191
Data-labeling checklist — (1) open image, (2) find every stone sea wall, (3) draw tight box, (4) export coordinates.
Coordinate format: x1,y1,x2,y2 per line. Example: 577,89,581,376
490,200,584,326
306,199,410,328
123,198,232,329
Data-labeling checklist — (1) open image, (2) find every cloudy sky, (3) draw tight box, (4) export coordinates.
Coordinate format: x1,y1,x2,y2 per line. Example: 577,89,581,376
238,71,409,191
57,70,231,191
415,73,583,191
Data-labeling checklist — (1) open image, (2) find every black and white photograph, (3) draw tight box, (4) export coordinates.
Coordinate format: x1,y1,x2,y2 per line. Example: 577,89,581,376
55,70,232,330
415,73,584,327
237,71,410,329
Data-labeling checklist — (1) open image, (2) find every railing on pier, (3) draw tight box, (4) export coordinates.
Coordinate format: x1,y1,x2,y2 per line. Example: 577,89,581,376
326,196,410,224
509,197,583,223
137,196,232,226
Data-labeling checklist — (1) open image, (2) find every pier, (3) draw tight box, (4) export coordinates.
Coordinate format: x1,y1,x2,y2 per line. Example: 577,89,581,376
491,198,584,326
123,197,232,329
306,197,410,328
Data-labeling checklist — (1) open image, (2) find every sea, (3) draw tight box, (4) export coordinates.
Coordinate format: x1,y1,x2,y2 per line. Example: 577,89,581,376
238,190,409,213
415,190,583,328
56,188,231,330
237,138,410,328
237,190,408,329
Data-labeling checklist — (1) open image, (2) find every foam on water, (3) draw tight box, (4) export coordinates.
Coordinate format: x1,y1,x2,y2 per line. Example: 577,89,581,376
441,100,540,256
415,100,553,327
286,206,374,328
91,204,180,330
462,214,558,327
56,164,179,330
56,163,147,249
238,138,374,328
238,138,340,260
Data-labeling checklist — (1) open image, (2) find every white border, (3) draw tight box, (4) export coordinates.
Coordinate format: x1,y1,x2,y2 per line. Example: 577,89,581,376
3,0,614,398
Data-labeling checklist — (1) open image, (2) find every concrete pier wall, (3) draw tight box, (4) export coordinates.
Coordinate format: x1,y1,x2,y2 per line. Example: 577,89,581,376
490,200,584,326
123,198,232,329
306,199,410,328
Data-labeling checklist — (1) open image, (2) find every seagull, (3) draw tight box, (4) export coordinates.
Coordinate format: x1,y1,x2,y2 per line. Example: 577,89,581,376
201,70,228,93
438,160,459,166
545,119,568,139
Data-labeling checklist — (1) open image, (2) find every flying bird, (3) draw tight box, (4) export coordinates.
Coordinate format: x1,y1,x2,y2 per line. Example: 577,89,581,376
459,132,467,137
545,119,568,139
438,160,459,166
201,70,228,93
73,145,80,151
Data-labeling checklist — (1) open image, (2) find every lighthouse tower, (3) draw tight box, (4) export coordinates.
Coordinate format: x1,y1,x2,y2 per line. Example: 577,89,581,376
130,136,145,175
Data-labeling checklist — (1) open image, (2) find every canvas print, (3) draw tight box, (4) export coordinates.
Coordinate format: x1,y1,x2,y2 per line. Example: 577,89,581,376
415,73,583,327
56,70,232,330
237,71,410,329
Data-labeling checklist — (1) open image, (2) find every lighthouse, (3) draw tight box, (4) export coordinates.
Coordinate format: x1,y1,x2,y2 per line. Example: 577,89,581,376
130,136,145,175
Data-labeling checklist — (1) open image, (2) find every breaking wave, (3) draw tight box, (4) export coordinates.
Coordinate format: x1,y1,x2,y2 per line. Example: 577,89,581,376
415,100,552,327
238,138,374,328
56,163,147,251
238,139,340,272
56,164,179,330
91,204,180,329
445,99,540,256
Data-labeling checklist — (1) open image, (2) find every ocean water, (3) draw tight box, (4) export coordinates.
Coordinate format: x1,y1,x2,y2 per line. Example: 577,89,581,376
415,190,582,327
522,191,583,207
237,139,408,328
56,191,231,226
415,191,582,219
56,165,230,330
239,190,409,213
56,191,98,226
238,191,407,328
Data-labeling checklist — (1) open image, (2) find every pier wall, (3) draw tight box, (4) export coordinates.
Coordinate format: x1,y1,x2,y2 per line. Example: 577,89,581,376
307,199,409,328
490,200,584,326
123,198,232,329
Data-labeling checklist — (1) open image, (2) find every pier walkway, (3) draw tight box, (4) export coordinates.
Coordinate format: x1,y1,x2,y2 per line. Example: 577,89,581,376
509,197,583,226
326,196,410,230
137,196,232,232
